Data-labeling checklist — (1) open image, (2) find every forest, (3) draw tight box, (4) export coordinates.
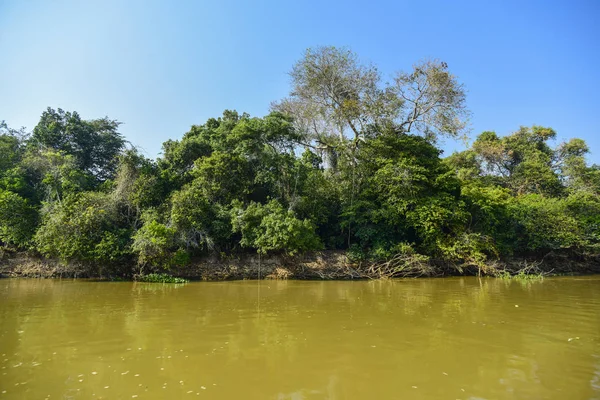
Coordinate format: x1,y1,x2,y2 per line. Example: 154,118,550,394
1,47,599,278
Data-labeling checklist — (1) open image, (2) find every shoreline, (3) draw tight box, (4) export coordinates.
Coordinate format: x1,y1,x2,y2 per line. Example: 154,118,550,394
2,250,600,280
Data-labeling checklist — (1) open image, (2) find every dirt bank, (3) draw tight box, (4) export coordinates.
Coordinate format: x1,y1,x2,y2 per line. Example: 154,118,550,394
1,249,599,280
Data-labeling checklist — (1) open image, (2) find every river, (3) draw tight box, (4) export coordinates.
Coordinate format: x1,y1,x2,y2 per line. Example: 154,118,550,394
0,277,599,399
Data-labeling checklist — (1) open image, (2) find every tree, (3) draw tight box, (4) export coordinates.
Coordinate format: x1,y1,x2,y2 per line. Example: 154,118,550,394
273,46,470,159
231,200,322,255
338,133,468,257
0,121,25,174
2,53,600,278
131,215,180,270
28,108,125,182
392,59,469,141
34,192,131,262
0,190,37,247
169,184,232,250
23,150,90,203
510,195,583,252
470,126,562,196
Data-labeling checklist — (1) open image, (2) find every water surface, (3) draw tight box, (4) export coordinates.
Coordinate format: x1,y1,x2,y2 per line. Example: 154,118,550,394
1,277,599,399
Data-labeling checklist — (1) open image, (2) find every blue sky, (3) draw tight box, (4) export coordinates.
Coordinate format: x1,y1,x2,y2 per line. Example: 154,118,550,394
1,0,598,161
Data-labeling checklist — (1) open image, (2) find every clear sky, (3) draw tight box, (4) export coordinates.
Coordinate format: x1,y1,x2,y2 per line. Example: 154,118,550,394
1,0,599,161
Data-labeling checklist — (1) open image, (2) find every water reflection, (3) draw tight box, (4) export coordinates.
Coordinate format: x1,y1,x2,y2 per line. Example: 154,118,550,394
0,277,599,399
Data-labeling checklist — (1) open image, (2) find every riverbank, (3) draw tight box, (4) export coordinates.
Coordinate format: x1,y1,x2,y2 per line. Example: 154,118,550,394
2,249,600,280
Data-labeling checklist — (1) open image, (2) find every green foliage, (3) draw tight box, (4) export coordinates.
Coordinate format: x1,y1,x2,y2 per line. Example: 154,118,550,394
496,269,544,282
23,149,92,202
0,124,23,174
340,133,468,257
471,126,563,196
112,150,167,210
136,273,188,283
510,195,583,252
565,191,600,247
0,190,37,247
436,233,497,268
34,192,131,262
232,200,322,255
94,230,131,262
131,219,178,268
170,184,231,250
2,51,600,277
192,151,252,204
274,46,470,147
29,108,125,182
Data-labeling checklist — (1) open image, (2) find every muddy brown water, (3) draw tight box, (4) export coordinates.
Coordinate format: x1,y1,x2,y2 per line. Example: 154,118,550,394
0,277,599,399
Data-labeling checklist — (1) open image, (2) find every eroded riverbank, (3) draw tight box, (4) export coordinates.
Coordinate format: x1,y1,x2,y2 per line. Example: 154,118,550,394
2,249,600,280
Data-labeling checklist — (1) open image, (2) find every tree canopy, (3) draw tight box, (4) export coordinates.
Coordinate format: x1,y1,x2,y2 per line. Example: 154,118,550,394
1,47,598,276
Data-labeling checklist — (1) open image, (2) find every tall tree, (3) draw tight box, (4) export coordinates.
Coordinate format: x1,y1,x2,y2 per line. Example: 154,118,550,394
28,108,126,182
272,46,470,158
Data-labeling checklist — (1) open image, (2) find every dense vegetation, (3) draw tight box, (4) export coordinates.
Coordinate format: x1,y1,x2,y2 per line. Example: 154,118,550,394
2,47,599,277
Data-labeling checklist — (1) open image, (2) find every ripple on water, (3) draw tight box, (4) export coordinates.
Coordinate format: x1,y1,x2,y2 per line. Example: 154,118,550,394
0,277,598,400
